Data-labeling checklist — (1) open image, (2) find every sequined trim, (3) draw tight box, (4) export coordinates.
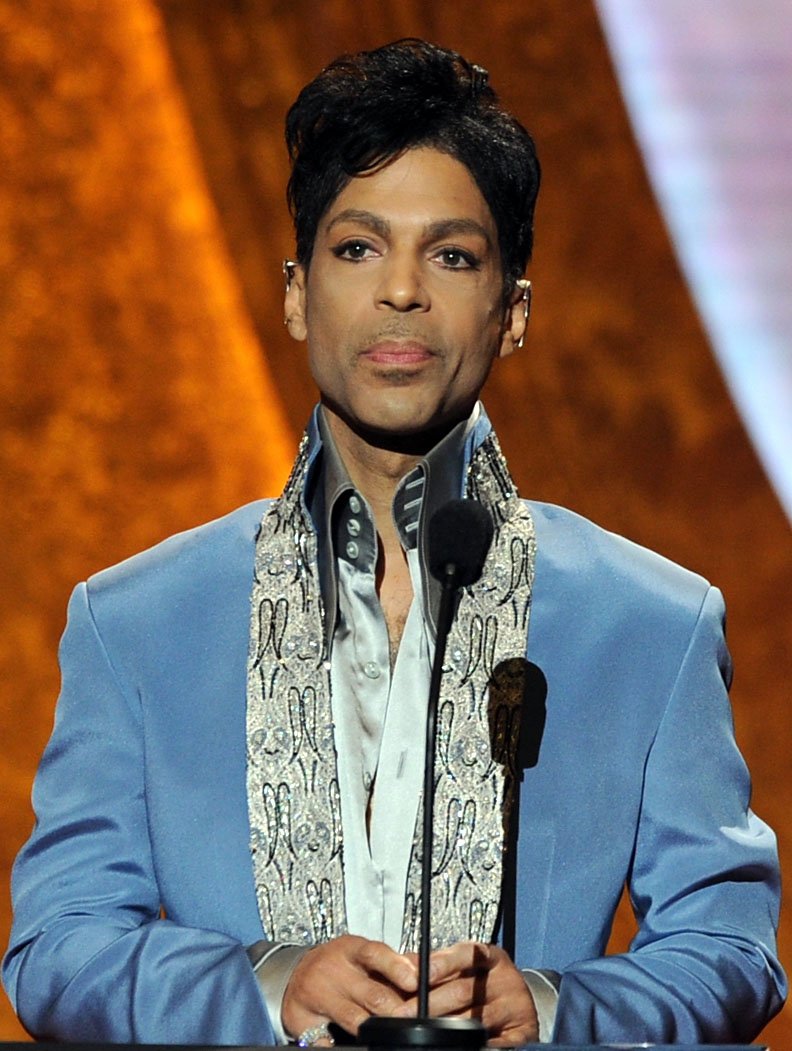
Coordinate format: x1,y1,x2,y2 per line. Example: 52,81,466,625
246,436,347,944
246,429,535,950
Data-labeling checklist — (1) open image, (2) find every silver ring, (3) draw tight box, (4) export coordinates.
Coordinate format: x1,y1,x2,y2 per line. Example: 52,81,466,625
297,1022,333,1047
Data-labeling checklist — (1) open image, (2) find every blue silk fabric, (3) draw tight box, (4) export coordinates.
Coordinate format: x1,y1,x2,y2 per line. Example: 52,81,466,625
3,417,785,1044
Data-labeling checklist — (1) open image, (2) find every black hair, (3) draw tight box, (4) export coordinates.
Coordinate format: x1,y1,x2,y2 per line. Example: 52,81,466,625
285,38,541,290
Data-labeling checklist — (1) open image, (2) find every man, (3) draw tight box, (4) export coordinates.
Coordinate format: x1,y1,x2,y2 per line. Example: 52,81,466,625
4,39,785,1047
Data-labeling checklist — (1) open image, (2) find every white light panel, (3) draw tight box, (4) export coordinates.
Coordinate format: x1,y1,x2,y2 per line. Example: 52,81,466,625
596,0,792,521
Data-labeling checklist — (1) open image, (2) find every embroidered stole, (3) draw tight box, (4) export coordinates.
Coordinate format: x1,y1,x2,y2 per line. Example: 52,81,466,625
246,431,536,949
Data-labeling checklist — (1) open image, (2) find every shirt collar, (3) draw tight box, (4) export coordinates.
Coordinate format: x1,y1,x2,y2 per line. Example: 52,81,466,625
310,404,483,647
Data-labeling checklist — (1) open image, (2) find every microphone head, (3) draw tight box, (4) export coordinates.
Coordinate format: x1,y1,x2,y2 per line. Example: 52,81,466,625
428,499,494,587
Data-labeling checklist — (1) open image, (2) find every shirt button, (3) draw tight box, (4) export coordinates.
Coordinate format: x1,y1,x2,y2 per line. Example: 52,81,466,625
363,661,381,680
345,540,359,559
347,518,361,537
349,494,361,513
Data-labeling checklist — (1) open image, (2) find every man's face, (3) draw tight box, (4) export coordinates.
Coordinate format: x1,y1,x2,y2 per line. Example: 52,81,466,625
285,147,526,444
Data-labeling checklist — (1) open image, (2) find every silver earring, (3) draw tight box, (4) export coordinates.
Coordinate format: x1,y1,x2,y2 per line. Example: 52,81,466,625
282,259,297,290
516,279,532,349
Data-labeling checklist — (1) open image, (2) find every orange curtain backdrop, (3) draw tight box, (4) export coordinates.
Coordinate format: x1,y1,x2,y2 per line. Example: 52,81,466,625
0,1,294,1038
1,0,789,1045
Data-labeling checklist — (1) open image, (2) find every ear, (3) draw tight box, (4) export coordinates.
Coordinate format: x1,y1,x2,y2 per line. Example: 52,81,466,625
283,262,308,342
498,278,531,359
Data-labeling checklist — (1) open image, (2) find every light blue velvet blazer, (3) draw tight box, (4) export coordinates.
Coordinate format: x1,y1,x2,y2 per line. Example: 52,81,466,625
3,417,785,1045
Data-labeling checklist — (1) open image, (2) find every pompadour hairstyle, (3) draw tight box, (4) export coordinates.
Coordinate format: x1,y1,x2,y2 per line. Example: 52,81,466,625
285,38,541,290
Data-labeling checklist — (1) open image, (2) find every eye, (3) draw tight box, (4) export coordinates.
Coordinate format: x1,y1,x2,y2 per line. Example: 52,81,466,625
332,239,377,262
434,247,479,270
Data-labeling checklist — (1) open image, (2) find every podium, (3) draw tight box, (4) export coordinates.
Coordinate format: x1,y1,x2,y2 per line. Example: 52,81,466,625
0,1044,770,1050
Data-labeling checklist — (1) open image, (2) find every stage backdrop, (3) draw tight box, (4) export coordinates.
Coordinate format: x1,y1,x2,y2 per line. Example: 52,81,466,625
1,0,789,1045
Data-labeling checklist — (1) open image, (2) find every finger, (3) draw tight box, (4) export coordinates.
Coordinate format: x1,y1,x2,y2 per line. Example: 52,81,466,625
486,1011,541,1047
283,937,412,1038
296,977,406,1037
324,967,414,1034
336,946,422,1031
357,940,419,993
486,1030,537,1047
392,977,481,1021
396,984,538,1046
426,975,486,1019
412,946,538,1044
431,998,537,1046
359,974,415,1017
429,941,492,984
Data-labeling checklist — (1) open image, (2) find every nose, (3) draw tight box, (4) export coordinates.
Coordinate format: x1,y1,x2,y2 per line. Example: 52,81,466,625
376,252,429,312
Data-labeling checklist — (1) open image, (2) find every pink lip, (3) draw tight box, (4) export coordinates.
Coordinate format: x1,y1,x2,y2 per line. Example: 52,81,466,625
361,340,434,366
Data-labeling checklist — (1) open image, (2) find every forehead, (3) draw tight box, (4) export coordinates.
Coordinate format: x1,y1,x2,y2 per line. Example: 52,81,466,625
319,147,497,236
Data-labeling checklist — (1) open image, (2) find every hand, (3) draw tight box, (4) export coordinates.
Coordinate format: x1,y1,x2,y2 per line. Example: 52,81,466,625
396,942,539,1046
281,934,419,1041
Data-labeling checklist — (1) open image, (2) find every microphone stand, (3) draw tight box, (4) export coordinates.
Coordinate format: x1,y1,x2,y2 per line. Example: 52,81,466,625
360,563,486,1050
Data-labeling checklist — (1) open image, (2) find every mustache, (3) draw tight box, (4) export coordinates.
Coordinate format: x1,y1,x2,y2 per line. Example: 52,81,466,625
355,323,442,354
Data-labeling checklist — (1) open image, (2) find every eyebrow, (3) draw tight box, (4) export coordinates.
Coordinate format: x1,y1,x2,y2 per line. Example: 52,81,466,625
326,209,390,239
325,209,494,247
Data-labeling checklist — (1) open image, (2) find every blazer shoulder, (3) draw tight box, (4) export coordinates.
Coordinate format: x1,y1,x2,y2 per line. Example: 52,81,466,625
525,499,715,623
85,499,272,614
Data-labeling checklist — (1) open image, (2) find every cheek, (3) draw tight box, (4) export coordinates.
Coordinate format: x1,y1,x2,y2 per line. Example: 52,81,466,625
455,312,504,368
304,284,356,348
305,323,355,394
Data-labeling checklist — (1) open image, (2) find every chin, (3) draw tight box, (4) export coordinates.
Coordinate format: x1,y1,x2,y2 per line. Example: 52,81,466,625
323,389,473,448
353,404,469,454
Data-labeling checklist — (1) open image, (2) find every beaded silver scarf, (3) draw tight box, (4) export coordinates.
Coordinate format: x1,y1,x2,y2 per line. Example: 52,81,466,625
246,430,535,951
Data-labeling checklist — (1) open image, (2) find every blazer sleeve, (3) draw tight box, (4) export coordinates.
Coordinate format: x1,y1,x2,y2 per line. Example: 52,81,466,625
552,586,786,1044
3,583,276,1045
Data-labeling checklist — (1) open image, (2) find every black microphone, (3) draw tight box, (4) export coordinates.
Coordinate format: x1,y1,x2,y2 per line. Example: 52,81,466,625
428,499,494,589
361,500,493,1050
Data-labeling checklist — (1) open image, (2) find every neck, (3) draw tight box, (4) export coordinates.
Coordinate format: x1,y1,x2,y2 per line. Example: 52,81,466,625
321,406,455,525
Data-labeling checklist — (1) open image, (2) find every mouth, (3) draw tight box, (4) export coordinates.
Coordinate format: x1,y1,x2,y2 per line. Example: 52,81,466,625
360,340,436,367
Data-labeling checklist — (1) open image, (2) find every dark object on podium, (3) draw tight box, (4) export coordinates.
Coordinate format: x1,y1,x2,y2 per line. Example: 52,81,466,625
362,501,492,1051
359,1016,485,1049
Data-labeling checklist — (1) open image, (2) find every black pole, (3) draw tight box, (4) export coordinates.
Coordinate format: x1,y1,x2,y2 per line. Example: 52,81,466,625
360,567,485,1050
360,501,492,1050
418,566,456,1016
